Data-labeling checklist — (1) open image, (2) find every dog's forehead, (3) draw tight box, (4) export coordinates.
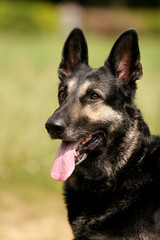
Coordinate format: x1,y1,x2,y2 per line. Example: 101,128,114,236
67,77,91,94
67,67,113,95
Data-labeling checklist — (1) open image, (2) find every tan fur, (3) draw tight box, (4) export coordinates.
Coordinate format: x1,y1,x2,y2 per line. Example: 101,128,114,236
82,102,123,129
123,119,139,160
115,119,140,172
77,80,91,97
67,78,78,94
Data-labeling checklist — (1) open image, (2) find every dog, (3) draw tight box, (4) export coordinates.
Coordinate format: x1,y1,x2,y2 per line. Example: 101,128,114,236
45,28,160,240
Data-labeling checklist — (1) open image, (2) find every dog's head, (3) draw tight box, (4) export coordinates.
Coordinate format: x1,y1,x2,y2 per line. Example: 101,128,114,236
45,29,142,182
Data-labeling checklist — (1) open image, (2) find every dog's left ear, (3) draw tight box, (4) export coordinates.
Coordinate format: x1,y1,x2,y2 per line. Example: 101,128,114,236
106,29,142,85
58,28,88,80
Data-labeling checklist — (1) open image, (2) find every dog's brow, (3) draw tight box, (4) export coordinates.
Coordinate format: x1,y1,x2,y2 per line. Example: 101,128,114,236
77,80,91,97
67,77,78,93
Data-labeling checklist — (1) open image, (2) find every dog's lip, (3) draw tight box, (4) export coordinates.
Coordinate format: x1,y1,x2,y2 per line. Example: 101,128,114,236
74,133,104,165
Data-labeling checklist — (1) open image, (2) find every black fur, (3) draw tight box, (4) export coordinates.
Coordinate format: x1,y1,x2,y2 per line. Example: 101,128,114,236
45,29,160,239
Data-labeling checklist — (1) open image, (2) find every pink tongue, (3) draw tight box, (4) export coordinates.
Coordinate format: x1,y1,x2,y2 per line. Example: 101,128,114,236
51,141,80,182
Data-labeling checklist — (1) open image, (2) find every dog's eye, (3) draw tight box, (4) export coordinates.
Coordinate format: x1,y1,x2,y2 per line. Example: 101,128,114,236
90,93,100,100
58,91,65,100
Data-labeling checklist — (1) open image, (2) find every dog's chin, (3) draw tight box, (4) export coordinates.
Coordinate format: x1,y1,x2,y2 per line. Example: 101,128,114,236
74,133,104,165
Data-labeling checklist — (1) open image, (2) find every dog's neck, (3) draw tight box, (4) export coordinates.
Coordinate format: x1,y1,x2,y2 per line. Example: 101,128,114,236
113,118,140,173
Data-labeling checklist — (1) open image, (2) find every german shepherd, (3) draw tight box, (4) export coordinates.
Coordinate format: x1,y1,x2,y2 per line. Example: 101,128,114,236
45,29,160,239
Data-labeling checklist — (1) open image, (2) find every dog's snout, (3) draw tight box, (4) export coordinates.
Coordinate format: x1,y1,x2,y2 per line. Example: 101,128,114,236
45,118,66,136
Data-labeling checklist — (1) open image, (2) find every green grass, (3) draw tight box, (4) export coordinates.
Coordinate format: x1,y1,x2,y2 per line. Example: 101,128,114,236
0,31,160,239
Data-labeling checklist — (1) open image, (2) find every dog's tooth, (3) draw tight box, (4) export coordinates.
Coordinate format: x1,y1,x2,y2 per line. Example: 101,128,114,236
73,150,77,157
85,136,92,143
82,140,87,145
81,136,92,145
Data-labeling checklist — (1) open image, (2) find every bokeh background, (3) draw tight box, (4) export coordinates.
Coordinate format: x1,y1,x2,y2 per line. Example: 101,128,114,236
0,0,160,239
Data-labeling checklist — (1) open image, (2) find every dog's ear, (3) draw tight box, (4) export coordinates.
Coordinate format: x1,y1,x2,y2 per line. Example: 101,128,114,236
58,28,88,80
106,29,142,85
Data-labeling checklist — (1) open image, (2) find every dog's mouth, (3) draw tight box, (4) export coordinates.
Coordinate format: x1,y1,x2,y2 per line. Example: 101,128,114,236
74,133,102,165
50,133,103,182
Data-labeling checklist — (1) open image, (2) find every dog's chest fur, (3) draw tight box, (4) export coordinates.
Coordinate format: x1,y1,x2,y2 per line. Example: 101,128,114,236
65,143,160,239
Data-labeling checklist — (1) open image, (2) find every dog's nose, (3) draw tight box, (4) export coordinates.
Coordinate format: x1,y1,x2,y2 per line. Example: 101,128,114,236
45,118,66,136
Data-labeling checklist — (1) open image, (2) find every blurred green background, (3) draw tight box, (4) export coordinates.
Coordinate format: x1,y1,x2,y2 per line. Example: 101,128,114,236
0,1,160,239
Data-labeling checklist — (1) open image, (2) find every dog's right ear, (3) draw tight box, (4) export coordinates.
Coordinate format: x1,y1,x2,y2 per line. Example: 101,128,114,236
58,28,88,80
